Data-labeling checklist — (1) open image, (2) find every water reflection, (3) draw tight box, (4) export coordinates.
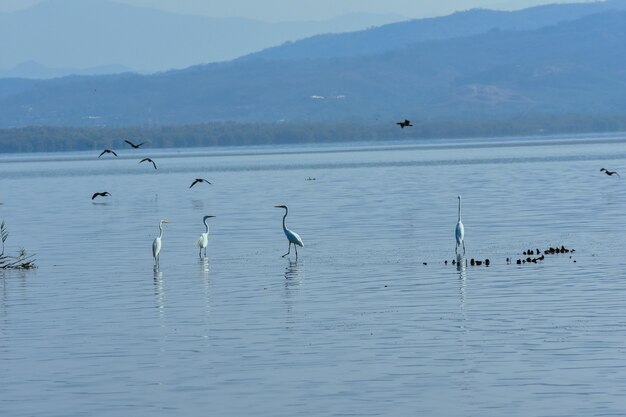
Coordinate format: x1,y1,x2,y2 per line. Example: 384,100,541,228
198,258,211,314
191,199,204,210
456,254,467,313
153,269,165,320
284,259,304,318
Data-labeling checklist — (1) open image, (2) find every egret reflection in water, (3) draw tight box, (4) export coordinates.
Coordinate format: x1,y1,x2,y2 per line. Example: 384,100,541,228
284,259,304,317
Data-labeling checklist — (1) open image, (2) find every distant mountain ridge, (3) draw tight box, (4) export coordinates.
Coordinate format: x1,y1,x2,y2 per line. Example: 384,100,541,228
2,3,626,128
0,0,403,77
244,0,626,60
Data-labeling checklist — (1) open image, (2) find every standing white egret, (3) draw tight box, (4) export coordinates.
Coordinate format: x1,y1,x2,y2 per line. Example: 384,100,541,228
455,196,465,255
197,215,215,258
152,219,169,268
275,205,304,259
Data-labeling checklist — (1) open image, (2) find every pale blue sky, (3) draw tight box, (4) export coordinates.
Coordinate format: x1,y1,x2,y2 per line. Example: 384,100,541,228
1,0,591,21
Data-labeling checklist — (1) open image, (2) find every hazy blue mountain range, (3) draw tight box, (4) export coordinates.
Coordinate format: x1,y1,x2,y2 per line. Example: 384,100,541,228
245,0,626,61
0,0,403,77
2,5,626,128
0,61,134,80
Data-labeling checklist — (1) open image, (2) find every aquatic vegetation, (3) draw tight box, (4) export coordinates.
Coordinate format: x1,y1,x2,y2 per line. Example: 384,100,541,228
0,221,36,269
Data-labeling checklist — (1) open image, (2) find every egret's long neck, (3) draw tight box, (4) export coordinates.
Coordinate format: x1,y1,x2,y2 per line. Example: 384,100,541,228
159,223,164,238
204,219,209,234
458,199,462,222
282,208,288,230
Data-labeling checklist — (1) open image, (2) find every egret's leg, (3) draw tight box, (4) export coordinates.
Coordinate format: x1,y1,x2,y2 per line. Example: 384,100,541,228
199,247,202,258
204,247,207,258
282,243,291,258
462,241,466,255
295,245,298,260
455,244,458,255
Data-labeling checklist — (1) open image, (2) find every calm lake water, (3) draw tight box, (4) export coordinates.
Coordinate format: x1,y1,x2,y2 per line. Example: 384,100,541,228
2,135,626,416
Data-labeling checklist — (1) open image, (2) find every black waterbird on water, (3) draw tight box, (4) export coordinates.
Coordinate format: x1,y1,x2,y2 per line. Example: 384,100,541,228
139,158,157,170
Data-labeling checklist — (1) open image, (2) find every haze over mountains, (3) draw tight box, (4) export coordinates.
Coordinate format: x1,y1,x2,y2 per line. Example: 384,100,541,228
2,0,626,128
0,0,403,78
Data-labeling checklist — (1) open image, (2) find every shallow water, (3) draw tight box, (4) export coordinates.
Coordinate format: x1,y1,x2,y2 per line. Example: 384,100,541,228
1,135,626,416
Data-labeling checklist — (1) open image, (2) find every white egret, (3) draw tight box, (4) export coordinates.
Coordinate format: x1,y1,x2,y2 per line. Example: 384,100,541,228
152,219,169,268
197,215,215,258
275,205,304,259
456,196,465,255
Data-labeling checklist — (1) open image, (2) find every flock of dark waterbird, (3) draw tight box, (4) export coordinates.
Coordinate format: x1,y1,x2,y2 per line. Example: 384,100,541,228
91,140,212,201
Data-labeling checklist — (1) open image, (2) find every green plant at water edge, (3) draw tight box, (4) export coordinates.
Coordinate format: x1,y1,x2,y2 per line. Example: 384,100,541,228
0,221,36,269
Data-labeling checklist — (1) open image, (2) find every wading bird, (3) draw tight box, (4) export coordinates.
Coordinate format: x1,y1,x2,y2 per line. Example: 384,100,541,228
190,178,212,188
98,149,118,158
124,139,146,149
275,205,304,259
91,191,111,200
396,119,413,128
139,158,157,170
600,168,620,177
197,215,215,258
456,196,465,255
152,219,168,268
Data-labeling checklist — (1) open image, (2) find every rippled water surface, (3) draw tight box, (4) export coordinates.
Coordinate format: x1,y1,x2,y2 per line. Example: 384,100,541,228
2,135,626,416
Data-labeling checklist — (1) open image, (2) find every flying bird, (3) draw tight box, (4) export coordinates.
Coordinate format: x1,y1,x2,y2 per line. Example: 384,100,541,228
600,168,620,177
91,191,111,200
139,158,157,170
396,119,413,128
456,195,465,255
189,178,212,188
152,219,169,269
98,149,118,158
197,215,215,258
124,139,146,149
275,205,304,259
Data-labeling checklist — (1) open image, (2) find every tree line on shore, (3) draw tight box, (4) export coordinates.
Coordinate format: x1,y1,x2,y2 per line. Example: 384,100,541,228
1,114,626,153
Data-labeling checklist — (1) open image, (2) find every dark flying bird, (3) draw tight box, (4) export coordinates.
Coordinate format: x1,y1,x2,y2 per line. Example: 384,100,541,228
98,149,118,158
139,158,157,170
189,178,212,188
396,119,413,128
124,139,146,149
91,191,111,200
600,168,620,177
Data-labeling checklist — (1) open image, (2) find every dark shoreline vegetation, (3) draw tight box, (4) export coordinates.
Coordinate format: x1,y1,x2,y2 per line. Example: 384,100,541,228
2,113,626,153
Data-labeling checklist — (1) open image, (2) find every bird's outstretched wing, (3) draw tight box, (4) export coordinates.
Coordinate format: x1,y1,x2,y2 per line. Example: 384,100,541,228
190,178,211,188
139,158,156,169
91,192,99,200
111,150,118,157
98,150,106,158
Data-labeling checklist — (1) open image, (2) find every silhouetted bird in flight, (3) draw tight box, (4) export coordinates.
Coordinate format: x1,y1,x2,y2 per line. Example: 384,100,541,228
600,168,620,177
189,178,212,188
139,158,157,170
124,139,146,149
91,191,111,200
396,119,413,128
98,149,118,158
